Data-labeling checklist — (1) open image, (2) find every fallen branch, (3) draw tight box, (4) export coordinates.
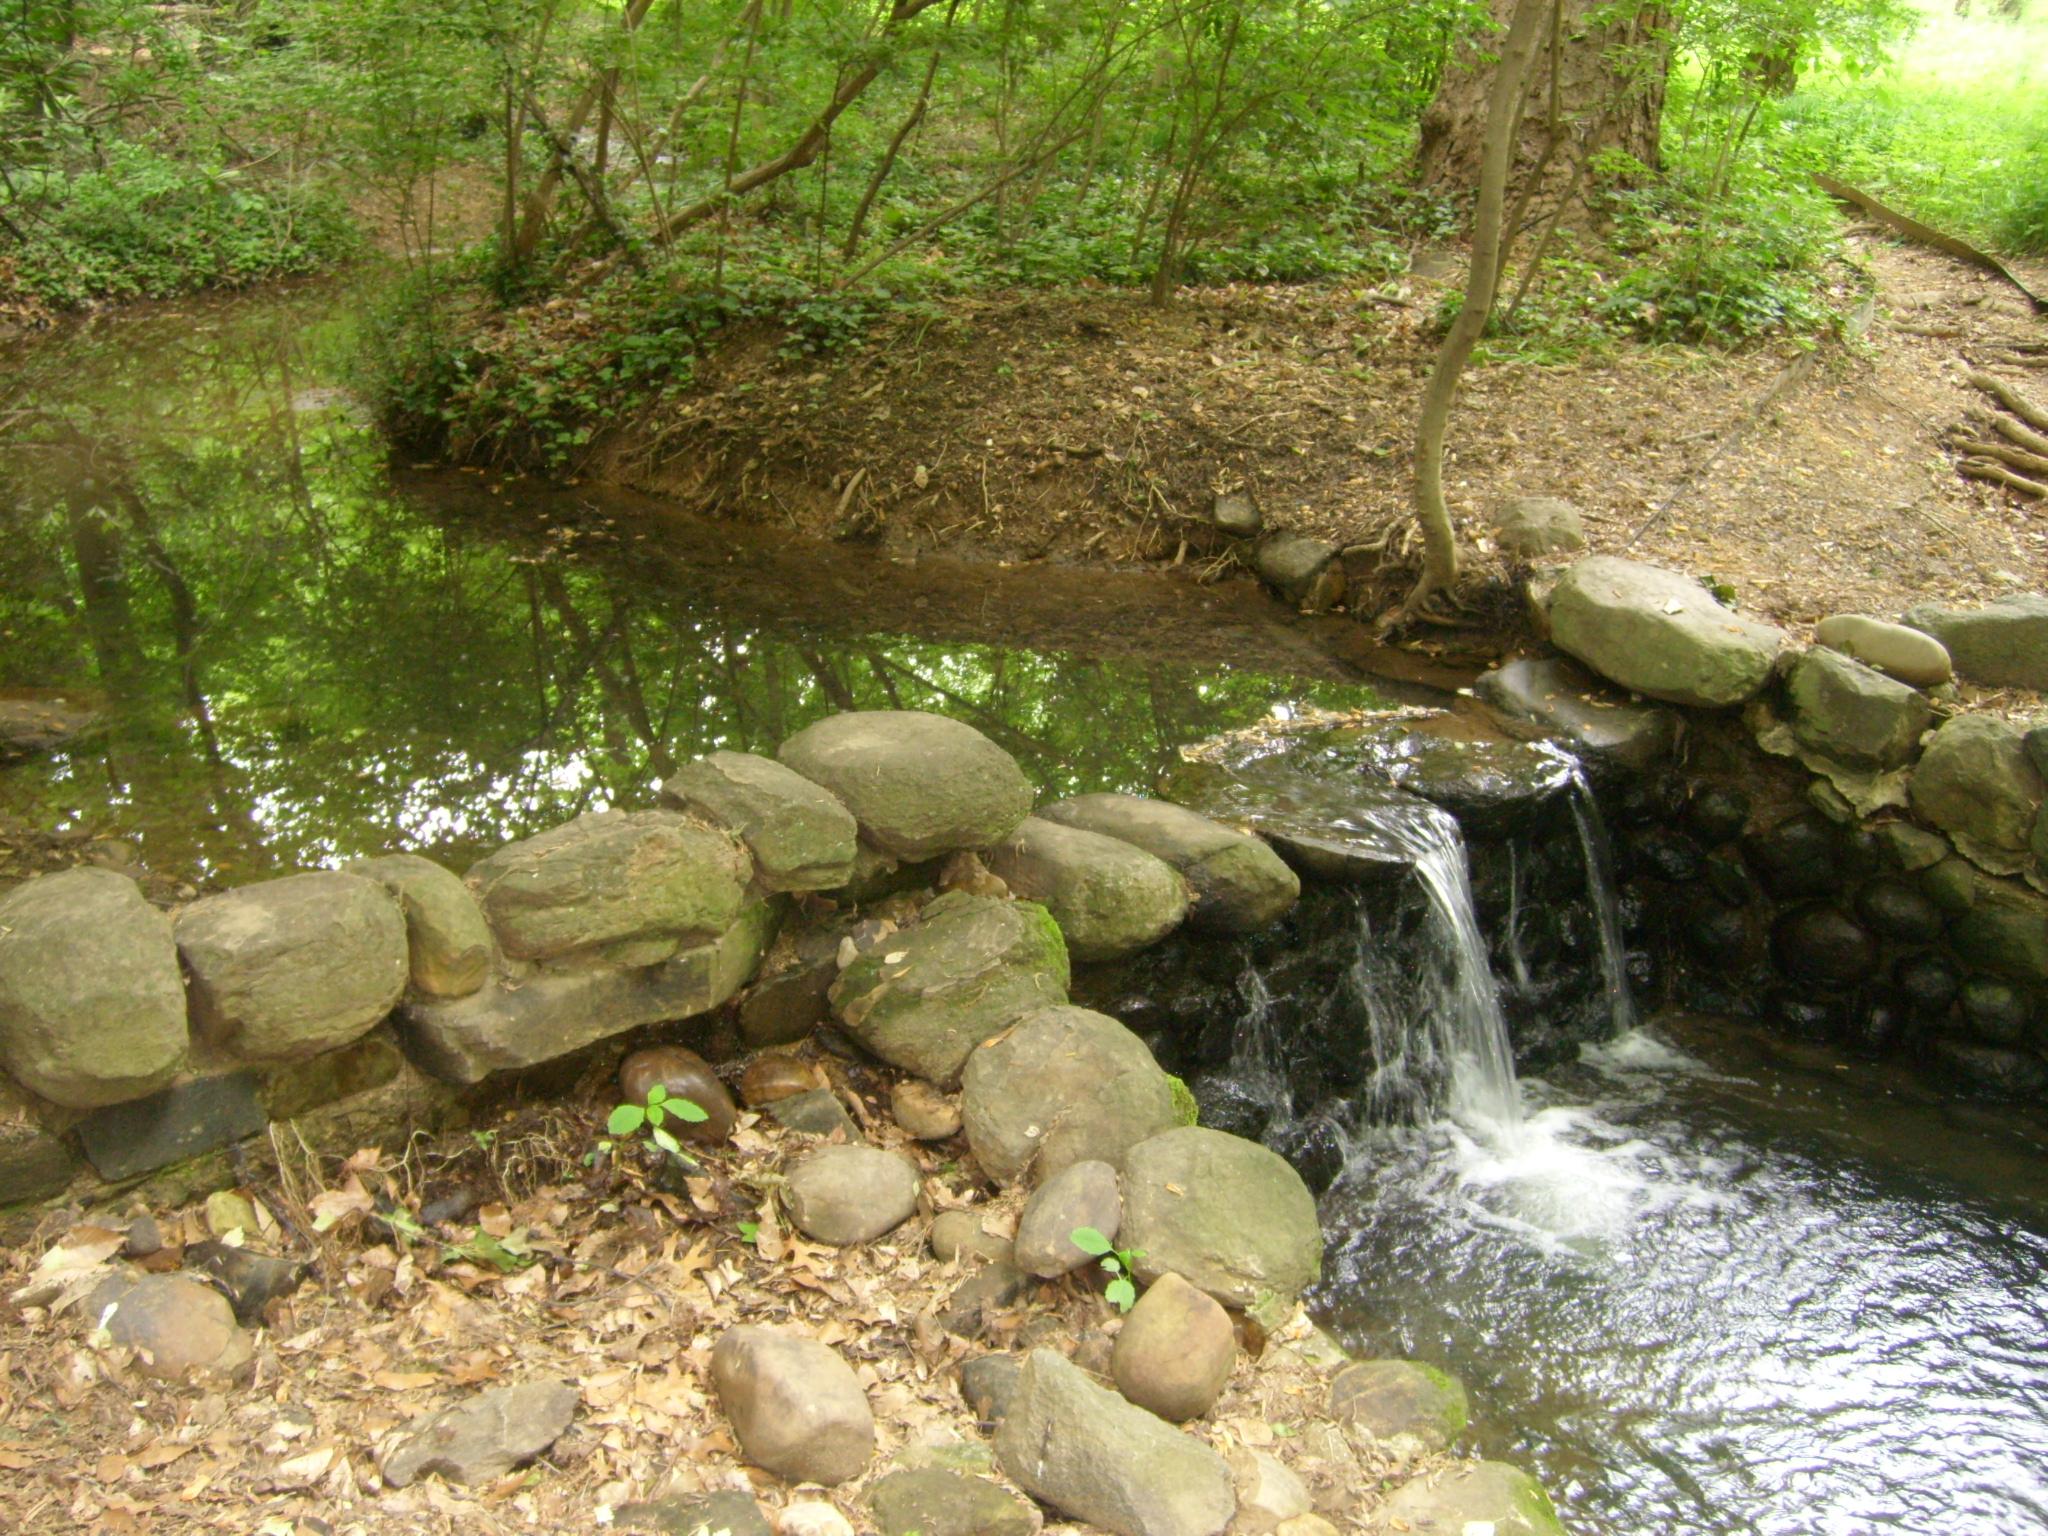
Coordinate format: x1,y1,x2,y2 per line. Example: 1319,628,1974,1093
1815,172,2047,313
1966,369,2048,432
1960,458,2048,497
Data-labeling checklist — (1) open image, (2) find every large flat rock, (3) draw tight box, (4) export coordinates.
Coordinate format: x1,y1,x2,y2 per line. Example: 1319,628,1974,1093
1902,595,2048,691
1119,1127,1322,1307
1546,556,1786,707
1473,657,1681,774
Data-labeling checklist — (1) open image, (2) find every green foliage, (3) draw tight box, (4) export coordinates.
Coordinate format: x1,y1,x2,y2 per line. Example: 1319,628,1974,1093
1071,1226,1144,1313
604,1081,710,1160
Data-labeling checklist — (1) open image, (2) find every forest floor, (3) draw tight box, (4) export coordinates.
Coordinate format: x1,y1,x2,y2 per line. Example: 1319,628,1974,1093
543,232,2048,659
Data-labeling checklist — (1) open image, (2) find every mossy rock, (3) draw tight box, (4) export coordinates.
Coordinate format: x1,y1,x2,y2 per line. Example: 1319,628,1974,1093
1328,1359,1469,1450
1375,1460,1563,1536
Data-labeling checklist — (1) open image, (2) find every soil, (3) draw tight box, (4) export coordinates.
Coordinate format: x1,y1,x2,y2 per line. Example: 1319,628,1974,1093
522,231,2048,685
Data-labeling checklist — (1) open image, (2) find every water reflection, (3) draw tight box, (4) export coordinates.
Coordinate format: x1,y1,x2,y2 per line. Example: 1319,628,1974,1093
0,289,1388,881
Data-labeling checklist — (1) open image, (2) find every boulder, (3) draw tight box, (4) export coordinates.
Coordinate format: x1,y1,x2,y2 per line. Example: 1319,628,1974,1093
779,712,1035,862
1111,1272,1236,1423
1945,875,2048,982
1546,556,1786,707
931,1210,1015,1265
660,751,860,892
1901,595,2048,691
0,868,187,1107
401,903,776,1083
467,811,751,962
618,1046,738,1143
711,1326,875,1486
1474,658,1681,775
348,853,493,999
1038,796,1298,933
74,1071,266,1180
829,893,1070,1087
1327,1360,1468,1450
85,1272,251,1380
1373,1462,1564,1536
1770,904,1878,986
1118,1127,1322,1307
1492,496,1585,560
784,1144,922,1245
618,1490,774,1536
1909,715,2044,874
177,872,407,1063
1928,1038,2048,1097
1224,1449,1311,1536
1013,1160,1122,1278
984,817,1190,961
378,1380,579,1489
1253,536,1343,614
962,1006,1179,1185
1853,878,1944,944
1961,977,2031,1043
995,1349,1236,1536
892,1079,963,1140
1814,614,1953,688
1782,647,1932,771
868,1469,1042,1536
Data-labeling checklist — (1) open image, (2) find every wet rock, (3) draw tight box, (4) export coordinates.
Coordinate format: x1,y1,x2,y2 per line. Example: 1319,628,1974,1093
1264,1115,1348,1196
1896,952,1962,1014
1161,760,1434,885
1767,989,1846,1042
1927,1038,2048,1098
1039,795,1299,934
962,1005,1178,1185
1961,977,2032,1044
348,853,492,999
75,1071,267,1181
769,1088,863,1142
85,1272,251,1380
1848,990,1912,1055
931,1211,1015,1265
893,1079,963,1140
711,1326,875,1486
184,1240,307,1323
1119,1127,1322,1307
1013,1160,1121,1278
0,695,102,760
1770,904,1877,987
1853,879,1944,945
959,1354,1024,1424
1493,496,1584,560
1546,556,1787,708
941,1261,1032,1339
869,1468,1042,1536
1682,898,1750,962
1376,1461,1565,1536
984,817,1190,962
468,811,751,962
379,1379,579,1488
995,1349,1236,1536
661,751,860,892
1341,728,1575,839
1901,595,2048,691
741,1052,827,1107
784,1145,921,1245
0,868,187,1107
1698,849,1755,908
1946,873,2048,981
1254,535,1343,613
1783,647,1933,771
829,892,1070,1087
618,1489,774,1536
780,711,1035,862
1814,614,1953,688
1685,785,1752,846
1111,1272,1235,1422
619,1046,738,1143
401,904,777,1083
1327,1360,1469,1450
1876,822,1951,872
1909,716,2044,875
1473,658,1682,776
1224,1449,1310,1536
1183,1074,1272,1141
1741,813,1844,901
1634,828,1703,883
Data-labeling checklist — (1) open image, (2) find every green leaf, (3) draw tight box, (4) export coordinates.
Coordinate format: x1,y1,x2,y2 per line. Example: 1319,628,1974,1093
1070,1226,1114,1257
646,1102,666,1128
607,1103,646,1136
652,1125,682,1156
647,1083,669,1106
1106,1276,1136,1312
673,1098,710,1124
738,1221,760,1244
1099,1254,1124,1277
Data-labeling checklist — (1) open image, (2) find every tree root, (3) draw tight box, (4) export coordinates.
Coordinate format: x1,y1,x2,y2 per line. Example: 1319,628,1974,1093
1952,438,2048,476
1965,369,2048,433
1960,458,2048,497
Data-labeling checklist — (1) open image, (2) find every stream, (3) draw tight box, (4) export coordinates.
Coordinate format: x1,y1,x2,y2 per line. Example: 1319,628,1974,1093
6,284,2048,1536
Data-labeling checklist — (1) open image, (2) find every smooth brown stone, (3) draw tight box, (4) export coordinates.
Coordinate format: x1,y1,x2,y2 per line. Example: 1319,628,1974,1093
618,1046,737,1143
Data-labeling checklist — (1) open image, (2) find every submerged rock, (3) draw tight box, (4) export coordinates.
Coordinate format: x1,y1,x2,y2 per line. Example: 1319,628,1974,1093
1038,794,1298,933
1161,761,1435,884
1374,1461,1565,1536
1546,556,1787,708
1320,724,1576,838
779,711,1035,861
1327,1359,1469,1450
984,817,1190,961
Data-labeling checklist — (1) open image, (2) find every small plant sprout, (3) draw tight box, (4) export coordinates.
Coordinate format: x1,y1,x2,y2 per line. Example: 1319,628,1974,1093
1071,1226,1145,1312
604,1081,709,1159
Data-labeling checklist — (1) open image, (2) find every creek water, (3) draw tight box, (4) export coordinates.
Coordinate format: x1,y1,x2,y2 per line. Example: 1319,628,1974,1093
7,285,2048,1536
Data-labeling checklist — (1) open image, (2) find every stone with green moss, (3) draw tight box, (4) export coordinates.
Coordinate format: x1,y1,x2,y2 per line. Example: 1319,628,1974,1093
1167,1074,1200,1127
1375,1460,1564,1536
984,816,1190,961
1328,1359,1469,1450
829,892,1070,1087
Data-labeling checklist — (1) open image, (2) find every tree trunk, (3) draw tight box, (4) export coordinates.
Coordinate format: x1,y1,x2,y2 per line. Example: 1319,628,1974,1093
1418,0,1670,195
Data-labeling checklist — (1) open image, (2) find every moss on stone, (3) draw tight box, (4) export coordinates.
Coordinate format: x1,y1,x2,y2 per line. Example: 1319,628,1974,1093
1166,1074,1200,1127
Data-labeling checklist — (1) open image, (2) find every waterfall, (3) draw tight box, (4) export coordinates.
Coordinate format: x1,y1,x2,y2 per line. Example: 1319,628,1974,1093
1567,770,1639,1038
1230,963,1293,1121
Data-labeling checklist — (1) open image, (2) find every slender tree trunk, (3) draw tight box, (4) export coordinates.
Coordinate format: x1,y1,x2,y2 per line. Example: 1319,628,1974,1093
1398,0,1549,622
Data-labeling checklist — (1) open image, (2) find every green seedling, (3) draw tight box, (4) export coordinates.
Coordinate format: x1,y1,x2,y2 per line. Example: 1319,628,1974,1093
1071,1226,1145,1312
596,1082,710,1164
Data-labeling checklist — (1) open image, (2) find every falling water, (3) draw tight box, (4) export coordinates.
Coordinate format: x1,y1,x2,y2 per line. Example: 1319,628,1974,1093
1230,963,1294,1121
1567,770,1640,1037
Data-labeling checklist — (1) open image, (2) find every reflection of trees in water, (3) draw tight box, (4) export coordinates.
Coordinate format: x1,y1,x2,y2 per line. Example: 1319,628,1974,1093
0,297,1380,882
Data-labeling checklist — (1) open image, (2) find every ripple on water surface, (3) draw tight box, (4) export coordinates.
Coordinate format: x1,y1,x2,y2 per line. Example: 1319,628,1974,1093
1315,1023,2048,1536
